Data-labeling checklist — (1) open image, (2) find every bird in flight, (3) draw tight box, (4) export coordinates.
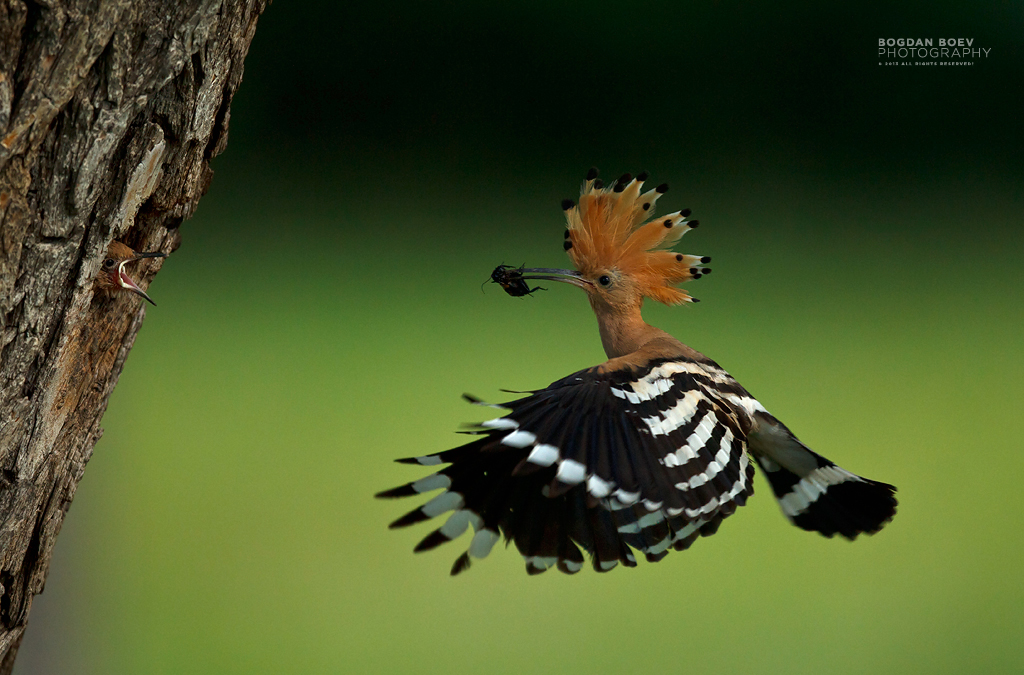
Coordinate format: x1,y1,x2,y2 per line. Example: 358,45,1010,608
94,241,167,306
378,169,897,576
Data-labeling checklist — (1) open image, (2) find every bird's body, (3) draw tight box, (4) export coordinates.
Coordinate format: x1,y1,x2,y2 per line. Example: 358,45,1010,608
378,169,897,575
94,241,167,305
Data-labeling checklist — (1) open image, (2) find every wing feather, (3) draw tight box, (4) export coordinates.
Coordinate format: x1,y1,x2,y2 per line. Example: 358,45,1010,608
377,358,758,575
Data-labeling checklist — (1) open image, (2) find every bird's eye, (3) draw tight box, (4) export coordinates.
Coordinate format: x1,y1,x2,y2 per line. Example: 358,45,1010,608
103,258,115,268
598,275,611,287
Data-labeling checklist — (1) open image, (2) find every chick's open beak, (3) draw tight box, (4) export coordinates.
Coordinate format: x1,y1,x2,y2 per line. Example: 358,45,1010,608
116,251,166,306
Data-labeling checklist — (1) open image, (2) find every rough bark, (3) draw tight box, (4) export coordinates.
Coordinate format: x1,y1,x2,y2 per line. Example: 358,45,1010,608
0,0,266,668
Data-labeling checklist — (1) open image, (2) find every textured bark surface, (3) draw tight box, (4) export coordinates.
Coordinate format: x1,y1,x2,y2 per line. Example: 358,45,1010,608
0,0,266,669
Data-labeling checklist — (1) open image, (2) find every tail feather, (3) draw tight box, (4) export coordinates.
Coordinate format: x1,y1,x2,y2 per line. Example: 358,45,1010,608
788,478,897,539
750,413,897,539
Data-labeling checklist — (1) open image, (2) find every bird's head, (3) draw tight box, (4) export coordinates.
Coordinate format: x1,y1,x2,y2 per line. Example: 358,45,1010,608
95,241,167,306
513,169,709,313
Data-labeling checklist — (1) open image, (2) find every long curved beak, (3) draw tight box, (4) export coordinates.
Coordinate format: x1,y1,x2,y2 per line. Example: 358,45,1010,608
517,268,593,290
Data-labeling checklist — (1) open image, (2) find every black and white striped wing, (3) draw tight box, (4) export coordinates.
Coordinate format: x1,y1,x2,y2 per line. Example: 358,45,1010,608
376,358,757,575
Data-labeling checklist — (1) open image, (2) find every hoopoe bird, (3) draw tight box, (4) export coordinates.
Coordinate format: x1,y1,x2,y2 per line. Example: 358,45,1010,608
377,169,897,576
94,241,167,306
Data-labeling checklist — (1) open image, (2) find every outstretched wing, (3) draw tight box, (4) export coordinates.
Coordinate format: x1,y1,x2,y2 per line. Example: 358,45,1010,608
376,358,757,575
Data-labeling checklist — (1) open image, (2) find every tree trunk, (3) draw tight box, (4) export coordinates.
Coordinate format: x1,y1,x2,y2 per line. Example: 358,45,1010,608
0,0,266,668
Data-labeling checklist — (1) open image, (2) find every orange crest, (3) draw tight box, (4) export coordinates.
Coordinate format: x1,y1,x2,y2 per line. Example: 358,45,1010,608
563,170,708,305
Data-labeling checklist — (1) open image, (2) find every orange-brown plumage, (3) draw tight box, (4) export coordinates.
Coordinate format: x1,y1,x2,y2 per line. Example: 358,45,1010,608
500,170,710,358
564,171,707,307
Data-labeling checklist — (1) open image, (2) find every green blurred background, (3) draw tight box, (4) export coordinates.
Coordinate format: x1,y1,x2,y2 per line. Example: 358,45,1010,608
16,1,1024,673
